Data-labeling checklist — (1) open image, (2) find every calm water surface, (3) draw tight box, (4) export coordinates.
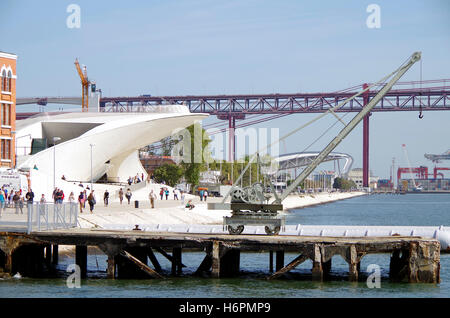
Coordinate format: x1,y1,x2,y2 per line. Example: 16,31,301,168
0,193,449,298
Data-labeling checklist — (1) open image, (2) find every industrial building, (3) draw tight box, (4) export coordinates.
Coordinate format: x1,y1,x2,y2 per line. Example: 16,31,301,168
347,168,379,189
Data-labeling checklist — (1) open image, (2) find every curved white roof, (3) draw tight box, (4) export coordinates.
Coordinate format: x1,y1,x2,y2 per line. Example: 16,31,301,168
273,151,353,175
15,106,208,197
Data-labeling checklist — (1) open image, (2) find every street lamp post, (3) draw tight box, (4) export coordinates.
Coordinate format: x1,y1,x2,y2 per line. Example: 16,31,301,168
90,144,95,190
53,137,62,190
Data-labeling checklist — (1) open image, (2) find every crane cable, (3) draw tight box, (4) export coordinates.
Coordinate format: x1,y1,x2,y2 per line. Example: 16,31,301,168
419,58,424,119
221,64,400,203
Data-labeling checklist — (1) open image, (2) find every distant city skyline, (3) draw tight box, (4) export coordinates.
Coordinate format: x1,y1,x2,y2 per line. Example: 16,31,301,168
2,0,449,179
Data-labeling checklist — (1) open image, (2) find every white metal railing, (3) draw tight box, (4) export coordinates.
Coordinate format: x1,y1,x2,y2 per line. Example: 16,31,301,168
26,202,78,233
0,202,78,233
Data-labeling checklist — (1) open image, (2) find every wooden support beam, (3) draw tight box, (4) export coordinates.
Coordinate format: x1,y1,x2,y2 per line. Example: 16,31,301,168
348,245,359,282
211,241,221,278
323,258,332,277
407,241,440,283
172,247,182,276
154,247,186,268
269,251,274,273
52,245,59,265
311,244,323,281
107,254,116,279
121,250,165,279
221,249,240,277
267,254,309,280
75,245,88,278
195,250,212,275
275,251,284,271
45,245,52,268
146,248,162,273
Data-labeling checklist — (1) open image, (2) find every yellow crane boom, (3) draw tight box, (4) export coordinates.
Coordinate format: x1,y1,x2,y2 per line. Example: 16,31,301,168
74,58,89,112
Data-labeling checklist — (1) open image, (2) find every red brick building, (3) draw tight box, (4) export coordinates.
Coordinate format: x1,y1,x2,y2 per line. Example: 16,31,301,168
0,51,17,168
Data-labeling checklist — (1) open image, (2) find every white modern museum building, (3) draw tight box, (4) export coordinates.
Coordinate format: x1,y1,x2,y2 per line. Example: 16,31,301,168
11,105,207,199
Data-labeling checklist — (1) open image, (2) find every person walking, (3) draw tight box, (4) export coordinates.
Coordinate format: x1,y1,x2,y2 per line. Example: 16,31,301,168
180,191,185,208
0,189,5,218
13,191,21,214
203,190,208,202
199,189,204,202
87,191,96,213
149,190,156,208
159,188,164,200
25,189,34,206
39,194,46,216
19,194,24,214
119,188,124,205
173,188,179,200
125,189,132,205
83,190,87,209
69,192,75,203
78,191,84,213
104,189,109,207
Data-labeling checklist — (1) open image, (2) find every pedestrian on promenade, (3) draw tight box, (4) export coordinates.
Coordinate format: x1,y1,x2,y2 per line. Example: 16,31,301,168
104,189,109,207
13,191,21,214
119,188,124,205
0,189,5,217
149,190,156,208
199,189,204,202
180,191,185,207
39,194,46,216
19,194,24,214
159,188,164,200
25,189,34,206
203,190,208,202
78,191,84,213
83,190,87,209
165,188,169,200
173,188,179,200
125,188,132,205
87,191,96,213
69,192,75,203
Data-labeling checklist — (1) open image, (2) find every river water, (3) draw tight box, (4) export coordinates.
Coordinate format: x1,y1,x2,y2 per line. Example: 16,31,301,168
0,193,449,298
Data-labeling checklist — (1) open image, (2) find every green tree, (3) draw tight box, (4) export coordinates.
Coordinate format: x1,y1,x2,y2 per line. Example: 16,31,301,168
333,177,356,190
153,163,183,187
178,123,211,190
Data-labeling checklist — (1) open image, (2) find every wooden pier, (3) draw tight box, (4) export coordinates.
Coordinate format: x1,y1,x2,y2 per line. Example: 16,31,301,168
0,229,441,283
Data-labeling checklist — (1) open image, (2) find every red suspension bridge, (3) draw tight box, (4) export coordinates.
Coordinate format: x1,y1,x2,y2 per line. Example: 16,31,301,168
16,78,450,188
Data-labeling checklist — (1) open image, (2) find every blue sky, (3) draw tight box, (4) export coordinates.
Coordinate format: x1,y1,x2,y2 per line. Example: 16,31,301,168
2,0,450,179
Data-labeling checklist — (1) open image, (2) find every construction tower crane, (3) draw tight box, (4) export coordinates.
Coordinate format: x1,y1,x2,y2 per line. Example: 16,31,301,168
74,58,90,112
209,51,422,235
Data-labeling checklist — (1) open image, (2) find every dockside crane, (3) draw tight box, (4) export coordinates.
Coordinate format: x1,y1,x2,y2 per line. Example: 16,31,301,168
74,58,90,112
209,52,422,235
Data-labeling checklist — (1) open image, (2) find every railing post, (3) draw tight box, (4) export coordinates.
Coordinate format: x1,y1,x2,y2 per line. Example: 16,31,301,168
27,202,32,234
37,203,41,231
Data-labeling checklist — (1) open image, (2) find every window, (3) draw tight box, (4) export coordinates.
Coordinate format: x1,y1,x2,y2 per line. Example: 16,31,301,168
1,139,11,160
1,104,10,126
7,70,12,92
1,70,5,91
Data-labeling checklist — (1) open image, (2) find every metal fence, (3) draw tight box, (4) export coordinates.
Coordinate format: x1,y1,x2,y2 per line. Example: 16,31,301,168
0,202,78,234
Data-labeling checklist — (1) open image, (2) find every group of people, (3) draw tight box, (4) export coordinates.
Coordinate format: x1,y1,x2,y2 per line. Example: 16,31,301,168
118,188,133,205
0,187,36,216
198,189,209,201
77,190,97,213
127,173,147,186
